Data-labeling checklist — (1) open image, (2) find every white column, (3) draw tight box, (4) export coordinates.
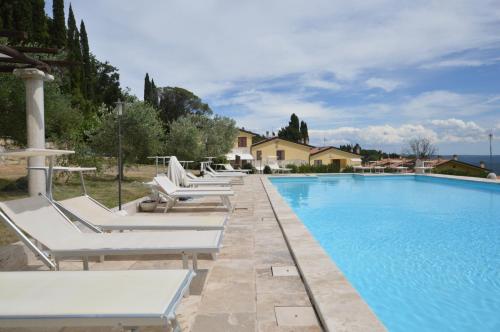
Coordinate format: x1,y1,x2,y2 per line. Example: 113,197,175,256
13,68,54,196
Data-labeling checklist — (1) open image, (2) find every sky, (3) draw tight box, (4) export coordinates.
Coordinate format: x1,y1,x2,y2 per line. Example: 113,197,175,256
47,1,500,154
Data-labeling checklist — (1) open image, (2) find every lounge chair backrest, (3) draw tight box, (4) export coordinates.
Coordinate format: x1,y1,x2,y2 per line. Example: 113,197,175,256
154,176,178,194
58,195,114,221
225,164,234,170
0,196,81,248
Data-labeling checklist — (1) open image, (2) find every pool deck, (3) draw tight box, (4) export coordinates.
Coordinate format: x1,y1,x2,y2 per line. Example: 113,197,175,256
0,175,327,331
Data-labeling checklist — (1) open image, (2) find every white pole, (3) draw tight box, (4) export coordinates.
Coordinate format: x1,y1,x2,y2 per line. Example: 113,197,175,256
14,68,54,196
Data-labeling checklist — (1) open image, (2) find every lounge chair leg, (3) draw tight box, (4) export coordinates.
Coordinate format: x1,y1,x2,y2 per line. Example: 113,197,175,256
98,255,104,262
83,257,89,270
170,318,182,332
55,258,60,271
192,253,198,271
211,252,218,261
182,253,188,269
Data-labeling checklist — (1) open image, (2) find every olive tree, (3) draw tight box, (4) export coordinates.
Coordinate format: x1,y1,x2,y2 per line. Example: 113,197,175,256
91,101,165,177
166,114,238,161
404,137,437,159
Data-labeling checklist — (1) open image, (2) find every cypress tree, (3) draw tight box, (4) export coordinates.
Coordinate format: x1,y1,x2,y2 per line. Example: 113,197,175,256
13,0,32,41
80,20,93,99
150,79,157,107
0,2,14,31
67,4,82,94
51,0,66,48
300,121,309,144
144,73,151,102
31,0,49,44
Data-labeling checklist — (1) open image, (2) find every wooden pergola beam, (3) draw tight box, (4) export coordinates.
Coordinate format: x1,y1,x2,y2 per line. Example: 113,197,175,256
0,30,28,39
0,45,50,72
0,65,30,72
12,46,59,54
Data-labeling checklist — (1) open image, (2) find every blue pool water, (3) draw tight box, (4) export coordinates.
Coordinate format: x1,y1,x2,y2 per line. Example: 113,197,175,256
270,175,500,332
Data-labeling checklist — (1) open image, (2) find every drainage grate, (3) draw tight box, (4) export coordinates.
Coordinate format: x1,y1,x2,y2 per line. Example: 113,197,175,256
275,306,319,327
272,265,299,277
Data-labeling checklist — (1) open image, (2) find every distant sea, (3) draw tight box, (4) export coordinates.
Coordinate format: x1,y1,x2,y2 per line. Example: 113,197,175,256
441,155,500,173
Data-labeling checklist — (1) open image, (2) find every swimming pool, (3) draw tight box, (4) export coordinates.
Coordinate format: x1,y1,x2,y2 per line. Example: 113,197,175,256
270,175,500,332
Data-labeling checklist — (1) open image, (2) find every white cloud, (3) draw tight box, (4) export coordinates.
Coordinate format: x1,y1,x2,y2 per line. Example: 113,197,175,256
309,118,494,150
70,0,500,97
365,78,401,92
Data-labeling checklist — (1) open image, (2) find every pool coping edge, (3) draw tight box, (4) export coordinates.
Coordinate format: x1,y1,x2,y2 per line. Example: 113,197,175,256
260,176,387,332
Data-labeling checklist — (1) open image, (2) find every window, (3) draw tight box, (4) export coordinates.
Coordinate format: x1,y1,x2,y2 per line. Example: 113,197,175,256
238,137,247,147
276,150,285,161
314,159,322,166
256,150,262,160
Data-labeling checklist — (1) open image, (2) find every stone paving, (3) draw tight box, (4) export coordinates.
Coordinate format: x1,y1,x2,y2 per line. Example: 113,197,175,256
0,175,322,331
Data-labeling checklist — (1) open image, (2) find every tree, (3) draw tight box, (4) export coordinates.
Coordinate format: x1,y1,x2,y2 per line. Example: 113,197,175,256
94,59,122,108
404,137,437,159
80,20,93,100
300,120,309,144
31,0,49,43
150,79,158,108
91,102,165,178
166,114,238,161
12,0,32,41
157,87,212,125
166,116,204,161
278,113,302,142
66,4,82,95
144,73,151,102
51,0,66,48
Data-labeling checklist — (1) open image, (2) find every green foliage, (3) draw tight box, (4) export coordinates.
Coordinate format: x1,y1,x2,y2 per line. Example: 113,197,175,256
278,113,309,143
0,74,25,143
242,162,254,173
297,163,341,173
166,114,238,161
342,166,354,173
94,60,122,108
263,165,272,174
157,87,212,125
91,102,165,175
31,0,49,43
144,73,151,102
435,168,487,178
80,20,93,100
285,164,298,173
166,116,204,161
300,120,309,144
51,0,66,47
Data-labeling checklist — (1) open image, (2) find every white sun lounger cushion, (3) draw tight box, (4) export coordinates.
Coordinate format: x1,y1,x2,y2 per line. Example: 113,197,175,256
58,196,227,230
0,197,223,255
0,269,193,328
154,177,234,196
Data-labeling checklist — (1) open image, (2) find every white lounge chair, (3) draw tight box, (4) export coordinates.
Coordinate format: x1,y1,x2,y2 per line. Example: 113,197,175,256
215,163,251,173
205,164,247,177
154,176,234,211
57,195,228,231
186,171,231,186
0,196,223,270
268,163,291,174
0,269,193,331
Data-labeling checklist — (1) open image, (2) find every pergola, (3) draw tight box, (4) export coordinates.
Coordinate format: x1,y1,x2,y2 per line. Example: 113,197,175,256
0,30,77,196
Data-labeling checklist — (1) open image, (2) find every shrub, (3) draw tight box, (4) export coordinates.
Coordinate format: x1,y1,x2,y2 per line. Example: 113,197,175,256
285,164,298,173
242,162,254,174
297,163,340,173
263,165,272,174
342,166,354,173
435,168,487,178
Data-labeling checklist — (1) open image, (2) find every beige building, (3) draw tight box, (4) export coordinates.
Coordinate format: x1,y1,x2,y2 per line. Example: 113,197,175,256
309,147,361,169
226,128,258,167
251,137,313,166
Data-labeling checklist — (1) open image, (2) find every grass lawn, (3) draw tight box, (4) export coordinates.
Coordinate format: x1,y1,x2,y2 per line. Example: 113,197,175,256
0,163,157,246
